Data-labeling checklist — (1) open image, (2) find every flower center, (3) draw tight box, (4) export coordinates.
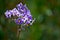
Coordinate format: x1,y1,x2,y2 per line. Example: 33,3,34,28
18,20,20,22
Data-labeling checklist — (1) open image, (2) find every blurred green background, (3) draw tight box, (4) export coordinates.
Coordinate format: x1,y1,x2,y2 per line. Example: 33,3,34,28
0,0,60,40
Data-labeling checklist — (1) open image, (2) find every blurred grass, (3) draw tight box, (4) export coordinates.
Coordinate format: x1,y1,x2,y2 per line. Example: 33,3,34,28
0,0,60,40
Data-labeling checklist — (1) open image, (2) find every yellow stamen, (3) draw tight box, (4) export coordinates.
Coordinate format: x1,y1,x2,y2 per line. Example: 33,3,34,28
18,20,20,22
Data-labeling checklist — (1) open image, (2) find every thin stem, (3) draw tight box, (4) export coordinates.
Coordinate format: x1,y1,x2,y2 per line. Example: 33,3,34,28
17,26,21,40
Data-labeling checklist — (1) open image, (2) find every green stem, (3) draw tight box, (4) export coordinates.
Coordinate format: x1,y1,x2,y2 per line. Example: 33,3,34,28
17,26,21,40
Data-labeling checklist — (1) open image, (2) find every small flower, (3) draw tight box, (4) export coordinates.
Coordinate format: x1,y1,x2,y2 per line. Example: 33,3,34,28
17,3,23,9
22,15,28,23
11,8,21,17
5,10,12,18
15,18,23,25
17,3,27,13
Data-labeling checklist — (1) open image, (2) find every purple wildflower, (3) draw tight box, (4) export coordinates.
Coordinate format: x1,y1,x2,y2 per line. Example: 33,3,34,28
17,3,23,9
15,18,23,24
22,15,28,23
5,10,12,18
11,8,21,17
5,2,34,26
17,3,27,13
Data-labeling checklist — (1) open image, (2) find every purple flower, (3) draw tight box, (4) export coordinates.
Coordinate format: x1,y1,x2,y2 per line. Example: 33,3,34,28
25,16,32,24
5,2,35,26
15,14,33,25
17,3,27,13
22,15,28,23
17,3,23,9
15,18,23,24
5,10,12,18
22,15,32,24
11,8,21,17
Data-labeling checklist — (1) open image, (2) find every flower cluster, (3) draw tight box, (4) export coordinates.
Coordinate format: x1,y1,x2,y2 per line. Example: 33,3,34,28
5,3,35,26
